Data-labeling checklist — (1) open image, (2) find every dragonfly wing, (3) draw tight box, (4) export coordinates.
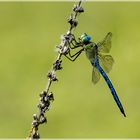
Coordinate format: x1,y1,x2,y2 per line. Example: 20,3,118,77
92,66,100,84
97,32,112,53
98,53,114,73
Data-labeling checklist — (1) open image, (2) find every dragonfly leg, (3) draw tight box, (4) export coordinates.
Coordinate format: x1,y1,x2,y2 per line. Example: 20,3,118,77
64,55,75,61
68,34,83,49
69,40,82,49
69,48,84,57
64,48,84,62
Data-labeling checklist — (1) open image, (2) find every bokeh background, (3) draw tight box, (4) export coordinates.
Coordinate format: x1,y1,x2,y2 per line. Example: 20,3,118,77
0,1,140,138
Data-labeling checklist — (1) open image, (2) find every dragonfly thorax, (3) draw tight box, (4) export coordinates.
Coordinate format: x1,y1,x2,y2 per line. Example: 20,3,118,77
83,42,97,49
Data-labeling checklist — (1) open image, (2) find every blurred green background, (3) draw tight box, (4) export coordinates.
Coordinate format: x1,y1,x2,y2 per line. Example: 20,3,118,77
0,1,140,138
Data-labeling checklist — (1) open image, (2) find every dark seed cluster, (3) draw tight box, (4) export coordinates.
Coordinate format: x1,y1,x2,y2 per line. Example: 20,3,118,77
73,3,84,13
30,91,54,139
68,2,84,28
68,16,78,28
53,60,62,70
38,91,54,113
47,71,58,81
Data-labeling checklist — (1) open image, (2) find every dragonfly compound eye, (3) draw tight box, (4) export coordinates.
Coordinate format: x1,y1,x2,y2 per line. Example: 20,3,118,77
80,33,91,43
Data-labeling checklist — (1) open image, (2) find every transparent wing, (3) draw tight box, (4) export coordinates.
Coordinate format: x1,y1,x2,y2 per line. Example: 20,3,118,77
97,32,112,53
92,66,100,84
98,53,114,73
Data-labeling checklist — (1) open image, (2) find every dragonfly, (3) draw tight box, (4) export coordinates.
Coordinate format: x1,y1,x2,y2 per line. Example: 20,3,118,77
63,32,126,117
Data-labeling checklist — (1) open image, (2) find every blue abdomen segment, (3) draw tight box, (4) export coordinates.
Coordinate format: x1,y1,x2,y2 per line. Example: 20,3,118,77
95,61,126,117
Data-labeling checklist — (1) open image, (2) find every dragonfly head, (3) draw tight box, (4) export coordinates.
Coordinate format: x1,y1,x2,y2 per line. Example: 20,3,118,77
79,33,91,45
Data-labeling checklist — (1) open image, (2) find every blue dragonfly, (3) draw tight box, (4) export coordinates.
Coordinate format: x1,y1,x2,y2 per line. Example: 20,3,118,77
64,32,126,117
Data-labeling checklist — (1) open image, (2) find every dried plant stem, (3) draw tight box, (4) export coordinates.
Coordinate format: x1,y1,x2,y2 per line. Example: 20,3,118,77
27,1,84,139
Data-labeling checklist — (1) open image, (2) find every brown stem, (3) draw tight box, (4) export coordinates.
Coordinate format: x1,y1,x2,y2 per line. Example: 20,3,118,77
27,1,84,139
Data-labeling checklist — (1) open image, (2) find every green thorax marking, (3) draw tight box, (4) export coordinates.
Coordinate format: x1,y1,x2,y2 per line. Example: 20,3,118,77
83,42,95,49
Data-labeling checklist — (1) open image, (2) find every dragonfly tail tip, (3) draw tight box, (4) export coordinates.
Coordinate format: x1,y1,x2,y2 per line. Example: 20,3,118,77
123,112,126,117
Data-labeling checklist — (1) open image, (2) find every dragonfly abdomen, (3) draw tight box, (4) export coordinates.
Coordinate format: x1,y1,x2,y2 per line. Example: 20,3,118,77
95,61,126,117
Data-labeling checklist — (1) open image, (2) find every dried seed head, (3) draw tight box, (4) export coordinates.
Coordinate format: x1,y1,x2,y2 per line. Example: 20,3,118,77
40,114,47,124
47,71,58,81
68,16,78,28
73,4,84,13
32,132,40,139
52,75,58,81
53,60,62,70
40,91,47,97
48,92,54,101
32,120,39,127
47,71,52,79
33,114,38,120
